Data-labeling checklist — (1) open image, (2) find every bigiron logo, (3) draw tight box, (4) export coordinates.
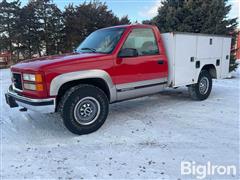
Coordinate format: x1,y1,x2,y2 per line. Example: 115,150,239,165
181,161,237,179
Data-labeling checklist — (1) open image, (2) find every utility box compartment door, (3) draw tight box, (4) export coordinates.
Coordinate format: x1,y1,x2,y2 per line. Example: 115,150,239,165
197,36,223,59
174,34,197,86
221,38,231,78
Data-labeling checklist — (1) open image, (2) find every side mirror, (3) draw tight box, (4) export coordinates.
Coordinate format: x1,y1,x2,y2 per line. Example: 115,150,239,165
118,48,138,58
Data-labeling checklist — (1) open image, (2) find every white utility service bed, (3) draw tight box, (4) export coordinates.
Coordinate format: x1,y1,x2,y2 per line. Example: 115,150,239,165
161,32,231,87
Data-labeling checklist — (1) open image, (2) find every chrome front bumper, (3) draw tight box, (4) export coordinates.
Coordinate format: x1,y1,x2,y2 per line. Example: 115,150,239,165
5,87,56,113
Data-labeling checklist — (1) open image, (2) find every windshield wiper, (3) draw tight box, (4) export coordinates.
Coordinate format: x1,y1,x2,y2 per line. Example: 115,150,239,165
80,47,97,52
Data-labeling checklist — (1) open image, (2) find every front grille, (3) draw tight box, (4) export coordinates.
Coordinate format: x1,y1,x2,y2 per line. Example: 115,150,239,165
12,73,23,90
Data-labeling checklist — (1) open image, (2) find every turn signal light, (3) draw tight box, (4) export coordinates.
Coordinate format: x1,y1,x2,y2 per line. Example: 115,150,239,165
35,74,43,83
36,84,44,91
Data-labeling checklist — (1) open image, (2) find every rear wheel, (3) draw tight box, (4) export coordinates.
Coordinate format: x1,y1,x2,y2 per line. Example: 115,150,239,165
60,84,109,135
188,70,212,100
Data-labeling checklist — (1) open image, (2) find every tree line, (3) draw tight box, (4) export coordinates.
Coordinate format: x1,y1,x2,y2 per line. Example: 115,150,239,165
0,0,130,61
0,0,238,70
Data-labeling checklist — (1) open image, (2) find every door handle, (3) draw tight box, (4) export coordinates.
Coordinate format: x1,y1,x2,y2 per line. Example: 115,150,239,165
158,60,164,65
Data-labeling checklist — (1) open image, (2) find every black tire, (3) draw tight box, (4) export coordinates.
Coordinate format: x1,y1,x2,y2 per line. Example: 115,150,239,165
60,84,109,135
188,70,212,100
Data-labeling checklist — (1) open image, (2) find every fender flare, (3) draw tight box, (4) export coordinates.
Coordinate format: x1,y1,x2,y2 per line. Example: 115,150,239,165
199,64,218,79
49,70,117,102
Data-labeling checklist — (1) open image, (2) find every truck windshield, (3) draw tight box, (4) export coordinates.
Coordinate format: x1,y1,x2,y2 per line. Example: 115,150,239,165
76,28,125,54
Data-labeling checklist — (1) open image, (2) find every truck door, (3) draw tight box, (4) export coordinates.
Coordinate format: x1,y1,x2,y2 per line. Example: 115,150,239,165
114,28,168,86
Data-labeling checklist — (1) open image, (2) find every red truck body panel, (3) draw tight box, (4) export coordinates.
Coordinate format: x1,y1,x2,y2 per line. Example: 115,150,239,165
11,24,169,99
237,31,240,60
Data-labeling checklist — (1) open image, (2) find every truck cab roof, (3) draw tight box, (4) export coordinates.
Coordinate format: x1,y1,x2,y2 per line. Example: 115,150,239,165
101,24,156,30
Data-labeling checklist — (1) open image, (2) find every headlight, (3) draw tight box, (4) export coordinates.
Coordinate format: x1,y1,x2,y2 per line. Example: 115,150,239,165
23,74,35,81
23,73,44,91
23,83,37,90
23,73,43,82
23,83,44,91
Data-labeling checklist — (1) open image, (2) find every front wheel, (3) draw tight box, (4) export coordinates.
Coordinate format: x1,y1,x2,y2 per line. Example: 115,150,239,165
188,70,212,100
61,84,109,135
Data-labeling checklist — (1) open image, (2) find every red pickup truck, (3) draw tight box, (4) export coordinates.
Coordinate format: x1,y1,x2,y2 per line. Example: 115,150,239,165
5,24,231,135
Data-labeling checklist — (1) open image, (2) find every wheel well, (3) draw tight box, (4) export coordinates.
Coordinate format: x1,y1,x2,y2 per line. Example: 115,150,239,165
201,64,217,78
56,78,110,108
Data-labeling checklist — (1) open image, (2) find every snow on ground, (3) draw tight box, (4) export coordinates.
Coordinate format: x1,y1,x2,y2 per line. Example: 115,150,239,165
0,68,239,180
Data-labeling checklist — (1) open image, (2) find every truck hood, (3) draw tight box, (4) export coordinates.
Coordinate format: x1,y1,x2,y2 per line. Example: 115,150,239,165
11,53,109,72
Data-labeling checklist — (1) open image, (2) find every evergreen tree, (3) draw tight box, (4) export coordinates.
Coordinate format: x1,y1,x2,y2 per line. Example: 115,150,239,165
18,4,43,59
0,0,21,60
119,15,131,24
63,1,130,52
0,0,130,58
27,0,64,55
0,34,9,52
145,0,238,71
62,4,76,52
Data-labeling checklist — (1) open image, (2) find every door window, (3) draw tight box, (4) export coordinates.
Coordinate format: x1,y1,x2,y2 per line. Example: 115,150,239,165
121,28,159,56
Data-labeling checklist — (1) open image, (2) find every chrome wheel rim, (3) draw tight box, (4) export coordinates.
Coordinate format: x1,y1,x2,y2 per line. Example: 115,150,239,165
74,97,100,125
199,77,209,95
